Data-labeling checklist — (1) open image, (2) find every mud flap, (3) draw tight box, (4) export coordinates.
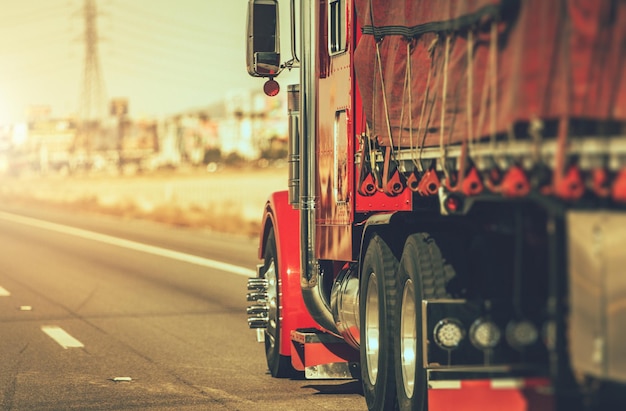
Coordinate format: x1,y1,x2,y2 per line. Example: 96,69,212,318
567,211,626,383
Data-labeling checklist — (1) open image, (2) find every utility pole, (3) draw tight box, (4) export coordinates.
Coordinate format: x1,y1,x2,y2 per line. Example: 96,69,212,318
78,0,106,159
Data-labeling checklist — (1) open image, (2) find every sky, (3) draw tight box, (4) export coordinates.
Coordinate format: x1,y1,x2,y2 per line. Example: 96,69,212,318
0,0,291,124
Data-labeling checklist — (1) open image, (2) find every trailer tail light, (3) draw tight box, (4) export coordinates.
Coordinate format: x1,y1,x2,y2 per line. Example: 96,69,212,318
469,319,502,350
425,300,548,368
443,195,463,214
505,320,539,350
433,318,466,350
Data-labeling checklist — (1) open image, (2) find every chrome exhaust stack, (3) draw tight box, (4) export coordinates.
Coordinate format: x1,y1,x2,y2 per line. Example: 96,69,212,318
299,0,339,336
287,84,300,208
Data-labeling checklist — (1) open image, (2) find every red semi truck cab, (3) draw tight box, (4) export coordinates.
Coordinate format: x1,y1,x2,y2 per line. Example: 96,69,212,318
245,1,626,410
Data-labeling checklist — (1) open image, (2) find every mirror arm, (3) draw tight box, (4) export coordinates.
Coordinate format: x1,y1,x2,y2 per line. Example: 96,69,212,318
289,0,300,66
282,59,298,71
272,0,300,75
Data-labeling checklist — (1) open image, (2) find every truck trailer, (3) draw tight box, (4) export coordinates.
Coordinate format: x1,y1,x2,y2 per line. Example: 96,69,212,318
244,1,626,410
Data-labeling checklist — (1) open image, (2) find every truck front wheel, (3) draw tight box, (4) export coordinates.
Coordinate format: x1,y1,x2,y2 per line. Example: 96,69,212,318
263,228,296,378
360,234,398,411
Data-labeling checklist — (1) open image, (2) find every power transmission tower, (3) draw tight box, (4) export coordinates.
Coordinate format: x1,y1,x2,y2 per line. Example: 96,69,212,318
78,0,106,130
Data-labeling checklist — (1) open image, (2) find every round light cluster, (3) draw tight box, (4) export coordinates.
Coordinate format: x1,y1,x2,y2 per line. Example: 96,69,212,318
433,318,466,350
470,319,501,350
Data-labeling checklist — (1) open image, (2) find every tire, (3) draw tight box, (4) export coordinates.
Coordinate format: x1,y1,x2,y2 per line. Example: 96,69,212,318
394,233,456,411
263,228,297,378
360,234,399,411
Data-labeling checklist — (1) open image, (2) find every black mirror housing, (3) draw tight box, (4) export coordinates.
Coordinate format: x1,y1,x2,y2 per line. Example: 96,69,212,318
247,0,281,77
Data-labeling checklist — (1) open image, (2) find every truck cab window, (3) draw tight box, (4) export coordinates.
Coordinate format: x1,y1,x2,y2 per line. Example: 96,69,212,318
329,0,346,55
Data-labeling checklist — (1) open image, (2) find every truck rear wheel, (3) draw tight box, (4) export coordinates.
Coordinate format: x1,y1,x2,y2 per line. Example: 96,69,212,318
263,228,296,378
360,234,398,411
395,233,456,411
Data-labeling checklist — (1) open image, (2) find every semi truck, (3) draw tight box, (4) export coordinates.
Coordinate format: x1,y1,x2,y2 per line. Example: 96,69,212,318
244,1,626,410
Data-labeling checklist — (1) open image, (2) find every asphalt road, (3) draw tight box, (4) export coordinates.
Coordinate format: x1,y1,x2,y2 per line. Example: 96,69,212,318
0,204,364,410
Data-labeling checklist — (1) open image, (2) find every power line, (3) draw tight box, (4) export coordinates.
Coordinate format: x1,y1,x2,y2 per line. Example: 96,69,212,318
105,10,236,54
104,49,222,88
103,31,223,70
0,2,70,28
0,31,73,57
104,46,213,76
2,61,78,82
0,52,78,75
106,59,215,95
109,1,234,39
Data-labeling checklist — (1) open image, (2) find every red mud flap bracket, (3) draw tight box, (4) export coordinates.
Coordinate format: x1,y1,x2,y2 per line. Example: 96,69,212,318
428,370,553,411
290,329,360,379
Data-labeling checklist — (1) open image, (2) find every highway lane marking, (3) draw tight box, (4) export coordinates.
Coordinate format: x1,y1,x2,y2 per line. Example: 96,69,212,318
0,211,256,278
41,326,84,349
0,286,10,296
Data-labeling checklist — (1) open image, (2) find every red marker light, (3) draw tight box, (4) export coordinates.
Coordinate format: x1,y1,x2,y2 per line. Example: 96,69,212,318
263,79,280,97
444,196,462,213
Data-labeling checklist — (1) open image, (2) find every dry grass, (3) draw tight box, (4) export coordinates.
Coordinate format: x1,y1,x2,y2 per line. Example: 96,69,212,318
0,167,287,237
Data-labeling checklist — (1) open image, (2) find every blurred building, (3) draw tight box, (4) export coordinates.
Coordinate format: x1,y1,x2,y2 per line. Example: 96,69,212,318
0,88,289,175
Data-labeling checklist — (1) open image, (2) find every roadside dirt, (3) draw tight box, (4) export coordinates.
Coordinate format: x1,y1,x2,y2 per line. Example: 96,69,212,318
0,166,287,237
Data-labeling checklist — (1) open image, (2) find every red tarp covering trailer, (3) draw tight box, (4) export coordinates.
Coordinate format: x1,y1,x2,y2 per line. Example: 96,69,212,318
354,0,626,148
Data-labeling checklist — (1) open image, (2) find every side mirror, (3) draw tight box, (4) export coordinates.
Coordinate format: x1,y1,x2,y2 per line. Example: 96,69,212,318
246,0,281,77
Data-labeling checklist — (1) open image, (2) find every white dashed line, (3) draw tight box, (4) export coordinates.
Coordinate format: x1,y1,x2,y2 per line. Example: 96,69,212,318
0,211,255,277
41,326,84,349
0,286,10,296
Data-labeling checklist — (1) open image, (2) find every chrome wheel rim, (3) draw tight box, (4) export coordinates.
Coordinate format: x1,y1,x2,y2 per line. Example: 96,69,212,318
365,272,380,385
265,259,278,349
401,279,416,398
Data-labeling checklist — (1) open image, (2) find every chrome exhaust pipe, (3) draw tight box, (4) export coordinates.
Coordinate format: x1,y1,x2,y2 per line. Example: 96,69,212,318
299,0,339,336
